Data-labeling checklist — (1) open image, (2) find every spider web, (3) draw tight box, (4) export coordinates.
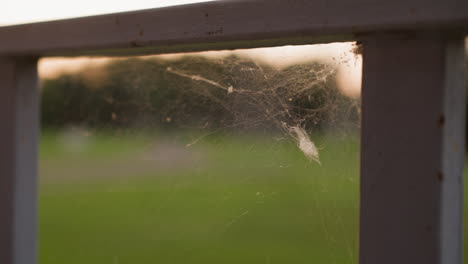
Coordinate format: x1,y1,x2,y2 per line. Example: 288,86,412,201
161,52,360,164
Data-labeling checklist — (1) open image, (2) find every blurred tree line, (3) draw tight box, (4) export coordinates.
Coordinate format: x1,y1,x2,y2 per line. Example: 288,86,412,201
41,55,360,133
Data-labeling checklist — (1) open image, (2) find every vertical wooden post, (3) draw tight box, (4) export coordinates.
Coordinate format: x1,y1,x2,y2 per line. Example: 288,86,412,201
360,32,466,264
0,57,39,264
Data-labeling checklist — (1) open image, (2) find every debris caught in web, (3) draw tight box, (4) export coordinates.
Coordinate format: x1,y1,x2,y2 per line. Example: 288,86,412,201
288,125,321,164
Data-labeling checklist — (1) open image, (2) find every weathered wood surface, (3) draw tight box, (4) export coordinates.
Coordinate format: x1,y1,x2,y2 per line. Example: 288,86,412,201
0,58,39,264
360,32,466,264
0,0,467,56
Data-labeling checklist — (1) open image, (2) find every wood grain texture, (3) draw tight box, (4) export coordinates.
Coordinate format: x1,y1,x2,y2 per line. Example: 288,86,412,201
0,58,39,264
360,32,466,264
0,0,467,56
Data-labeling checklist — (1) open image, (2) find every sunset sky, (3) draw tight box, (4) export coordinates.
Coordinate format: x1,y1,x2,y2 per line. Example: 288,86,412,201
0,0,215,26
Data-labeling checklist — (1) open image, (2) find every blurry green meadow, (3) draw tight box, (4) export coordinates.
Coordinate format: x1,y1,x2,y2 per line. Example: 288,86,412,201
39,130,360,264
38,50,362,264
36,48,468,264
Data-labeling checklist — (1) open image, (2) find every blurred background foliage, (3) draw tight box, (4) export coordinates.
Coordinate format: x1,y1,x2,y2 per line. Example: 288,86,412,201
37,52,468,264
40,55,359,133
39,54,362,264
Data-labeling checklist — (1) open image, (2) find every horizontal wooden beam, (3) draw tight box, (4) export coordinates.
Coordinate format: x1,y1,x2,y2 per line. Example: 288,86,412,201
0,0,467,56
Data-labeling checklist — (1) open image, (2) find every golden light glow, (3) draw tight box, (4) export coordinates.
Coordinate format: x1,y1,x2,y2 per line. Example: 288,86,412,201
39,44,362,97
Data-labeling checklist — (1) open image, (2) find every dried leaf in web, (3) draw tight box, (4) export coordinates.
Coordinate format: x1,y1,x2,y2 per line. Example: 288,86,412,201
289,125,321,164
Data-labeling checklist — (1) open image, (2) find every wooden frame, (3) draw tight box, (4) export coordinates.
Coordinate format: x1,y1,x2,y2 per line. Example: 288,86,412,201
0,58,39,264
0,0,467,56
360,32,466,264
0,1,466,263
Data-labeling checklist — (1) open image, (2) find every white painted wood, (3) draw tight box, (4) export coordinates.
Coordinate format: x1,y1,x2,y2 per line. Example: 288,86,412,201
0,58,39,264
360,32,466,264
0,0,466,56
0,2,464,263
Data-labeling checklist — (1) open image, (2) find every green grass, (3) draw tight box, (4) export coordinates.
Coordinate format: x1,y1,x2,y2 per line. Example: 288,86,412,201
38,130,358,264
40,130,468,263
